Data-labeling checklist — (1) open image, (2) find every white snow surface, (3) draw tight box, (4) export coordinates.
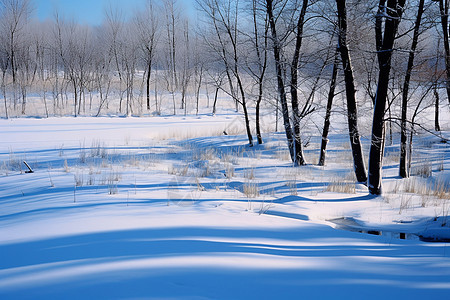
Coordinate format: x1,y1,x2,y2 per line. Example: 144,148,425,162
0,114,449,299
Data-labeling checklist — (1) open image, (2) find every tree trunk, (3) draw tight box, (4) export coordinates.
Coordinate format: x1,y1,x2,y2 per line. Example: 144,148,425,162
253,0,268,145
439,0,450,105
319,47,339,166
336,0,367,183
21,87,26,115
236,75,253,146
146,60,152,110
289,0,308,165
2,69,8,119
255,94,263,145
213,86,219,115
434,84,441,132
400,0,424,178
368,0,405,195
73,79,78,117
267,0,295,162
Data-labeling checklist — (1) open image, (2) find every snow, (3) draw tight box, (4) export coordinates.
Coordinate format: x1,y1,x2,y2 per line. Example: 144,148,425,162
0,113,449,299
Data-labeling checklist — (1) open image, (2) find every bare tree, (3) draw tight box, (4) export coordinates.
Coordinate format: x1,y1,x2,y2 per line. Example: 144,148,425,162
104,5,125,113
399,0,426,178
135,0,159,112
180,19,193,115
266,0,296,161
436,0,450,105
0,36,9,118
248,0,269,144
368,0,406,195
318,47,339,166
335,0,367,183
163,0,179,113
288,0,309,165
198,0,254,146
0,0,31,111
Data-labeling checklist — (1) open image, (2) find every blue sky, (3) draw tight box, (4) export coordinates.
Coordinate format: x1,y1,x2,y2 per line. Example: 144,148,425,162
34,0,151,26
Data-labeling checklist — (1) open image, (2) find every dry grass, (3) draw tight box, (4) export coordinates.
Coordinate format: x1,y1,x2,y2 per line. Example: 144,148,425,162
398,194,413,214
107,170,121,195
63,160,70,173
401,177,450,200
243,182,259,198
225,163,235,179
276,149,291,161
326,173,356,194
244,168,255,180
411,160,432,178
168,164,189,176
193,148,218,161
287,180,298,196
74,172,84,187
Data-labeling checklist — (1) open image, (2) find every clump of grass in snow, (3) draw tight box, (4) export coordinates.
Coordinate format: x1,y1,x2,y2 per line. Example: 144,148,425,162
107,170,121,195
401,177,450,200
411,160,432,178
437,156,445,172
387,177,450,216
194,162,212,178
383,150,399,165
244,168,255,180
276,149,291,161
193,148,218,161
326,174,356,194
63,160,70,172
2,150,24,173
168,164,189,176
74,172,84,187
399,194,413,214
335,150,354,168
0,161,9,176
224,163,234,179
287,180,298,196
243,181,259,198
90,140,108,158
220,153,238,164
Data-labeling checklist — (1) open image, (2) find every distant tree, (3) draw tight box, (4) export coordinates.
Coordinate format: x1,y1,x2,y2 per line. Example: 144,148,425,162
179,19,193,115
119,23,139,116
134,0,159,112
0,0,31,111
104,5,125,112
0,35,9,118
163,0,179,113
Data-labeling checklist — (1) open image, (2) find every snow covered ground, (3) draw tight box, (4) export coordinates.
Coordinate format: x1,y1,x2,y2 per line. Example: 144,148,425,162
0,111,449,299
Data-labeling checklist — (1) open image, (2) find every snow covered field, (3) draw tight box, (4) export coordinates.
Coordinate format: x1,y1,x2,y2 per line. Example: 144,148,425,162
0,112,449,299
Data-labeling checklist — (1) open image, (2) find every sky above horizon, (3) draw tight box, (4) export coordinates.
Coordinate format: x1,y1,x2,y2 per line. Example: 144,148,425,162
33,0,194,26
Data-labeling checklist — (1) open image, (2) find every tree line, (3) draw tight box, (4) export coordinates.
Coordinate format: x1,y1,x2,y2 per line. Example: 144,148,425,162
0,0,448,195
